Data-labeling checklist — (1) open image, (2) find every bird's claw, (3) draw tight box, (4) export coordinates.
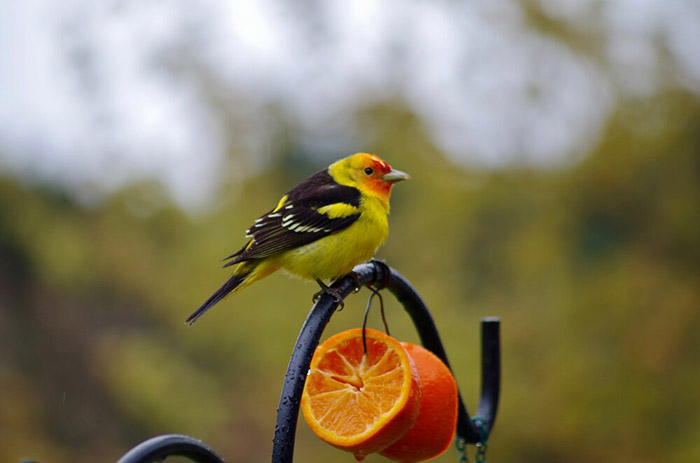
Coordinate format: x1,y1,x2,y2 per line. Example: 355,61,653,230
312,285,345,310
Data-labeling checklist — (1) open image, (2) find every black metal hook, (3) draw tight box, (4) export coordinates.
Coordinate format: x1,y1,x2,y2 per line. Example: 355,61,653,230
117,434,223,463
116,261,501,462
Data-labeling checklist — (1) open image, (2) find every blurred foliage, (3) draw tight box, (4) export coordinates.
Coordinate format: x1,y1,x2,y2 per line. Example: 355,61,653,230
1,88,699,463
2,3,700,459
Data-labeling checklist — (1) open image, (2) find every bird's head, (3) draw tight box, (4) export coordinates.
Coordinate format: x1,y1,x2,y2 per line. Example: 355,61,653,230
329,153,410,203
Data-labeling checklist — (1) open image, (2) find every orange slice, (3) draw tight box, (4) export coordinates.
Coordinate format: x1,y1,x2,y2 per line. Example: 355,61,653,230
301,328,421,461
379,342,459,463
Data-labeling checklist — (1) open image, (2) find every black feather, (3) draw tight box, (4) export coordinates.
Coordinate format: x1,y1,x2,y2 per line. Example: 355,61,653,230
222,168,362,265
186,272,249,325
289,169,361,207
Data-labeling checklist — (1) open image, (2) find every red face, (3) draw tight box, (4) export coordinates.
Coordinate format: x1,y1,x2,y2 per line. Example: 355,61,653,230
335,152,408,202
366,155,392,176
360,154,395,199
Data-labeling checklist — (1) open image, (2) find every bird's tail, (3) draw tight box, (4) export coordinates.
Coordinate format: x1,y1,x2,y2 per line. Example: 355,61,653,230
186,260,279,325
186,273,247,325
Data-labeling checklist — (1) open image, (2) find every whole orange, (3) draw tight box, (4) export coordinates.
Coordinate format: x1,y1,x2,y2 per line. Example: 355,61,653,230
379,342,458,463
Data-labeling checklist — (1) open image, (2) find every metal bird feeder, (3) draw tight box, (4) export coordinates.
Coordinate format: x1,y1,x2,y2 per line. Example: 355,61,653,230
118,260,501,463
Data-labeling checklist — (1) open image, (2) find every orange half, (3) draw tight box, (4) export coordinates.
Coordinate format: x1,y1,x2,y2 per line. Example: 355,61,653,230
379,342,459,462
301,328,421,460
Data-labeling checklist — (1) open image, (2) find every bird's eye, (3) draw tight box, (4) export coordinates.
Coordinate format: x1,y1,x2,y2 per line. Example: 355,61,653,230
364,167,374,175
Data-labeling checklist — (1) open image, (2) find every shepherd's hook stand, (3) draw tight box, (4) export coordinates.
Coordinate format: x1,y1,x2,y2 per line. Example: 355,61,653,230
118,260,501,463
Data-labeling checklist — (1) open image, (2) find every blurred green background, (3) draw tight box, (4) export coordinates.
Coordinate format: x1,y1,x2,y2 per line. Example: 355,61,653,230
1,1,699,462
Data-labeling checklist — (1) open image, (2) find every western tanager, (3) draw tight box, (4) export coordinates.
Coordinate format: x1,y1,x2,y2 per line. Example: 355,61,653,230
186,153,409,324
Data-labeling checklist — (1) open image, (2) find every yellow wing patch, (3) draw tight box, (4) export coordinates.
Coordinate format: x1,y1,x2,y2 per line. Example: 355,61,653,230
316,203,361,219
272,195,290,213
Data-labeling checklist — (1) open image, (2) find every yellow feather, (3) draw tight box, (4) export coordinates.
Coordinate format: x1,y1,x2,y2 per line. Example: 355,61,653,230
272,194,289,213
316,203,361,218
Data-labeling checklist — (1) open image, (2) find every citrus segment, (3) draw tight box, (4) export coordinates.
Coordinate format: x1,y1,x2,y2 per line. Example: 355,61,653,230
379,343,459,463
301,328,421,460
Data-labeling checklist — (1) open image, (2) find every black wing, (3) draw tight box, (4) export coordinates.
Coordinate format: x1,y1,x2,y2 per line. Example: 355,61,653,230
224,169,361,265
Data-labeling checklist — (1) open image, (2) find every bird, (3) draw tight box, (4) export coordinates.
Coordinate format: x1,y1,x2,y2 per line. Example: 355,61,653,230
186,153,410,325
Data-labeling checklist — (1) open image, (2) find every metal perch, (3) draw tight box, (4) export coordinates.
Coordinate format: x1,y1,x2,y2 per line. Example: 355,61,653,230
118,260,501,463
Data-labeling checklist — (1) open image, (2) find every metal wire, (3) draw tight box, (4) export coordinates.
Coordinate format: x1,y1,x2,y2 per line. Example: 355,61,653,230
361,286,391,354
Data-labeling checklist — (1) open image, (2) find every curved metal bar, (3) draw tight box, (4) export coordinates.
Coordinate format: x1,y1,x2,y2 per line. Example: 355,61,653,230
271,260,501,463
117,434,223,463
475,317,501,438
272,262,380,463
381,264,486,443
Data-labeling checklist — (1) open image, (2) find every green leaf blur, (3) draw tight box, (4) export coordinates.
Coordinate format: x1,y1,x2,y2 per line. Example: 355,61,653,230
2,3,700,463
2,91,699,462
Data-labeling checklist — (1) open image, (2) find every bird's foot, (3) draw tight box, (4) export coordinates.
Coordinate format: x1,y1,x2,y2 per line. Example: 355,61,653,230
313,279,345,310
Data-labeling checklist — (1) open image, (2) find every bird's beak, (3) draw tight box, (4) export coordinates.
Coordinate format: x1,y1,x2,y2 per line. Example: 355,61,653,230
381,169,411,183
